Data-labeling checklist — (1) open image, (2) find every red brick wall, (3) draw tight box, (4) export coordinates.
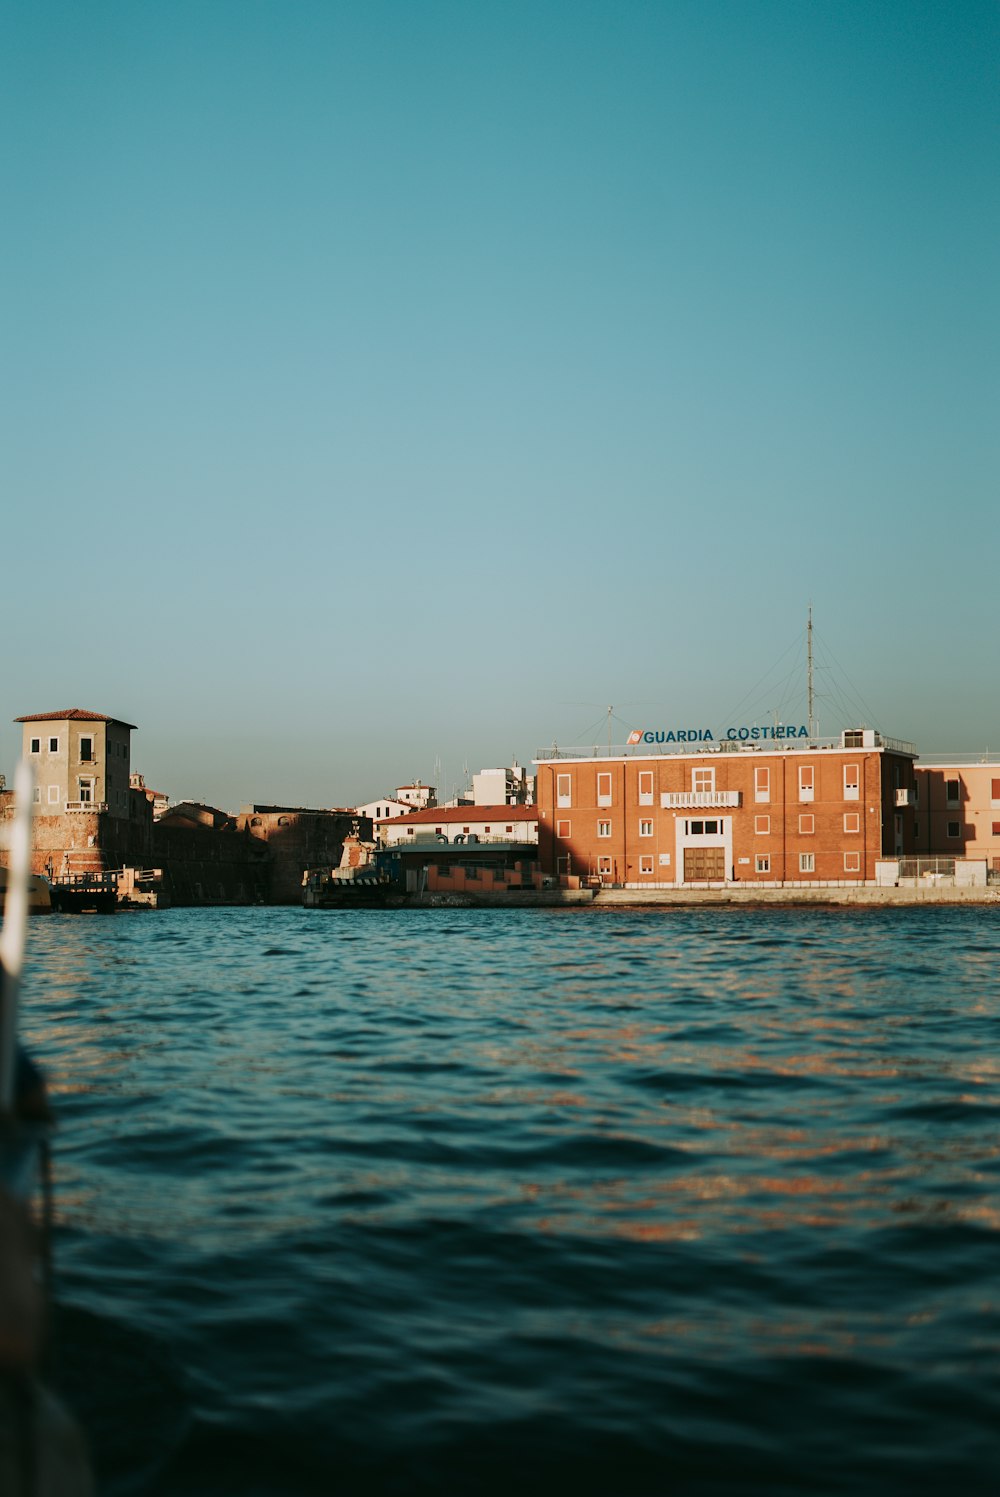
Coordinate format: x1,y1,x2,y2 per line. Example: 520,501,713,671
536,749,916,885
0,788,153,877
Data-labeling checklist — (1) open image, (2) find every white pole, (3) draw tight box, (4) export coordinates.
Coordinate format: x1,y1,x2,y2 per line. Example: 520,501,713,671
0,759,35,1113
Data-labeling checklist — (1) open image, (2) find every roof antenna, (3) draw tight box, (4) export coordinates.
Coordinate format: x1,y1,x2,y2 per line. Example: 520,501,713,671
807,605,817,740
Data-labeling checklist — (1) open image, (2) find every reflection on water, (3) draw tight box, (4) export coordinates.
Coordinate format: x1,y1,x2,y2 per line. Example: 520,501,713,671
16,906,1000,1495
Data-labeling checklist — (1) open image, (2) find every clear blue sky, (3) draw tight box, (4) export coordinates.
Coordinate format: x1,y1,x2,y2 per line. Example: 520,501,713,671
2,1,996,808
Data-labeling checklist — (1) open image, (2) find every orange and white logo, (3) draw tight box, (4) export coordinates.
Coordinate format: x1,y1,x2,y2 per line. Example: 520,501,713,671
626,729,642,745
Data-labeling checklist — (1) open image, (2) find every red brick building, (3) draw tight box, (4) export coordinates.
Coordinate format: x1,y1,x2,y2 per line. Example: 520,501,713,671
535,730,917,887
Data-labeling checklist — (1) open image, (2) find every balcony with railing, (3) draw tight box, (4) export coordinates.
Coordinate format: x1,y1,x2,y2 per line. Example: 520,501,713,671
660,791,742,809
65,800,109,813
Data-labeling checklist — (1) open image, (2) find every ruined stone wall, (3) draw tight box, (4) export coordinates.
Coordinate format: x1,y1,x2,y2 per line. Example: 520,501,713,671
151,821,270,906
236,810,370,904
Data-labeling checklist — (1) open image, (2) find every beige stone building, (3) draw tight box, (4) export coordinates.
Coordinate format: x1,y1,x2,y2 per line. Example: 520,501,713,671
5,708,151,877
17,708,136,818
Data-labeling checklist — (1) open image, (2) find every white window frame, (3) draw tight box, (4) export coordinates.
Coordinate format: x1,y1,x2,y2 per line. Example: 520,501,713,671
597,820,612,839
48,736,59,754
29,738,40,754
755,815,770,835
639,855,653,875
78,778,94,803
556,819,571,838
799,852,815,873
692,766,715,794
798,766,814,803
639,819,653,838
557,773,572,809
755,855,770,874
843,852,861,873
638,771,653,806
47,784,59,804
843,763,860,801
799,813,814,834
843,813,860,834
597,772,612,807
754,767,770,803
597,855,613,876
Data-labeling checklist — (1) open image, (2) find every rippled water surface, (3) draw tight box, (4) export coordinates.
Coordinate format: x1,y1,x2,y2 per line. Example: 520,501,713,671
19,906,1000,1494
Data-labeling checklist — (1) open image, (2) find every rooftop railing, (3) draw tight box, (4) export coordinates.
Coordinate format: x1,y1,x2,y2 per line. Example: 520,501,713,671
536,732,917,761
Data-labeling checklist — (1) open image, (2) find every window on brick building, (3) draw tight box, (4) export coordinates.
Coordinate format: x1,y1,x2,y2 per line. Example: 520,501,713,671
799,814,814,834
638,771,653,806
639,820,653,837
945,779,960,806
598,820,611,838
597,856,612,876
639,855,653,874
799,853,815,872
947,822,960,838
557,774,571,808
843,764,859,800
798,766,814,802
992,780,1000,807
844,813,860,834
755,767,769,802
844,852,861,873
692,767,715,794
755,815,770,835
992,823,1000,837
755,855,770,874
597,772,612,806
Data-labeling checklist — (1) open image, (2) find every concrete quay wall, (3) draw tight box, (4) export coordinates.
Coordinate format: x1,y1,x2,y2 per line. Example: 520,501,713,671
591,885,1000,907
401,885,1000,909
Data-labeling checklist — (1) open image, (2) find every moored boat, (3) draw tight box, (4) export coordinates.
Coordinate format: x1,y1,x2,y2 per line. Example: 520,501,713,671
302,821,396,908
0,867,52,915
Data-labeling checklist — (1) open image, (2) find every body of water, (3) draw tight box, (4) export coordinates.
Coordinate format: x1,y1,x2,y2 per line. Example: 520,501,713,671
18,906,1000,1494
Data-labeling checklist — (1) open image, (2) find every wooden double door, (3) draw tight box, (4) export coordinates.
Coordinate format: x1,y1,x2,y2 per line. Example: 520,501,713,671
683,846,726,882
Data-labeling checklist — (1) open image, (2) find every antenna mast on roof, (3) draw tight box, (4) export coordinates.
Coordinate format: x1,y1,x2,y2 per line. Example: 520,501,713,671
807,605,816,740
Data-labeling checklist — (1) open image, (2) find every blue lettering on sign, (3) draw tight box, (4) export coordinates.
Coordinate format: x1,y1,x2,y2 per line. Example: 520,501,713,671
637,725,810,744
